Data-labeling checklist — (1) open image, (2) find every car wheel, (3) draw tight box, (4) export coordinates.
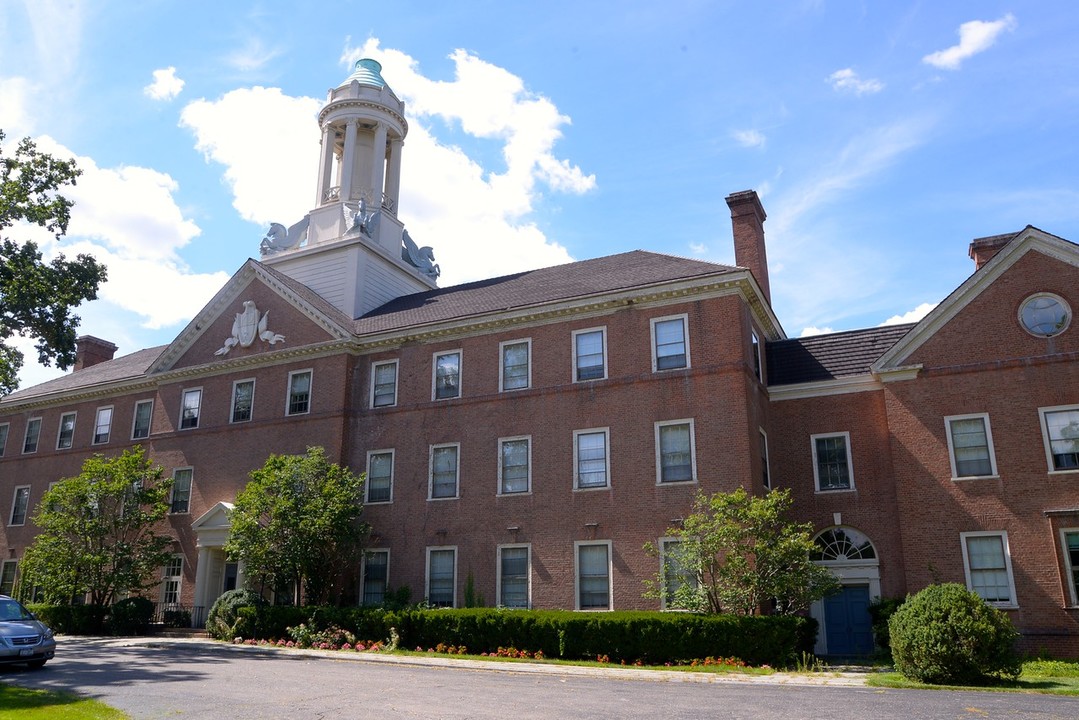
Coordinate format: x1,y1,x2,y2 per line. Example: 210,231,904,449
26,660,47,669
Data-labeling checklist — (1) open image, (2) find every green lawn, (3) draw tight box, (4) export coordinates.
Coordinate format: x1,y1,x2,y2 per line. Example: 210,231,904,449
0,683,128,719
866,659,1079,695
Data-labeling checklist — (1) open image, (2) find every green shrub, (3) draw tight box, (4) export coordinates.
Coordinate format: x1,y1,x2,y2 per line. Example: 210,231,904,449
205,589,266,640
26,603,109,635
163,608,192,628
889,583,1020,685
109,597,155,635
867,597,905,656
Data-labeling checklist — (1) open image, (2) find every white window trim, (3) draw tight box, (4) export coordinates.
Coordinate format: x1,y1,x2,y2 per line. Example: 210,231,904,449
22,417,41,454
574,540,613,611
361,548,390,606
431,349,463,401
285,369,313,416
179,387,203,430
649,313,691,372
92,406,113,445
0,560,17,596
1059,528,1079,607
428,442,460,501
944,412,999,480
370,359,399,409
425,545,457,608
751,329,762,381
498,338,532,392
659,537,695,611
131,399,154,440
811,431,855,493
170,467,193,514
365,449,394,504
9,485,30,526
960,530,1018,609
0,422,8,456
496,543,531,609
229,378,256,424
56,411,77,450
1039,404,1079,474
654,419,698,485
571,326,607,382
161,555,184,606
573,427,611,491
497,435,532,496
760,428,771,490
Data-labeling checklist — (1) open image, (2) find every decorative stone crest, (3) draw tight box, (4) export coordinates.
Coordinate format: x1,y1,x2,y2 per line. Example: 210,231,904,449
214,301,286,356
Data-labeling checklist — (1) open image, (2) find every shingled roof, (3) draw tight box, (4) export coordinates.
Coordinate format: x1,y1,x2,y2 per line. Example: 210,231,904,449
3,345,166,402
767,324,914,386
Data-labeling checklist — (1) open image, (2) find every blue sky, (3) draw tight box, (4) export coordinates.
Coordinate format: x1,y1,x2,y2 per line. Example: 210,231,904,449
3,1,1077,388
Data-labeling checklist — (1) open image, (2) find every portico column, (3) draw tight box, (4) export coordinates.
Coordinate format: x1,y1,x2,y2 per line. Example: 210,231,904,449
339,119,359,201
385,137,403,214
193,545,212,628
370,121,388,207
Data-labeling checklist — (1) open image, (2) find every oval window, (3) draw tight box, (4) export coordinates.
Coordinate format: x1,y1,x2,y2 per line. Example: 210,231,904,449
1019,293,1071,338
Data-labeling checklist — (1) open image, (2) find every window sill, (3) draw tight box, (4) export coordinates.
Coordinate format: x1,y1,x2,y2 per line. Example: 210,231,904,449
427,496,459,502
656,479,698,486
574,485,611,492
365,500,393,505
496,491,532,498
815,487,855,494
989,602,1019,611
1048,469,1079,476
951,474,1000,482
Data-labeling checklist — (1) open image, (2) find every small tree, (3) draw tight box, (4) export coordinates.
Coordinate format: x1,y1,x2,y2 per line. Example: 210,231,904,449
645,487,839,615
226,447,368,606
20,447,174,605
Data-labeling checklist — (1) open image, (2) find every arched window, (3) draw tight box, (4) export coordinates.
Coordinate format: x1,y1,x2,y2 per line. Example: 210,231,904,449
812,527,877,562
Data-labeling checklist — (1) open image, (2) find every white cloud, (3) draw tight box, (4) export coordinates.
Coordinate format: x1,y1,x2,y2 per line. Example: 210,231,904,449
18,0,84,83
880,302,936,326
0,77,33,135
226,37,282,73
689,242,708,255
827,68,884,95
733,129,766,148
923,14,1017,70
799,326,836,337
144,66,185,101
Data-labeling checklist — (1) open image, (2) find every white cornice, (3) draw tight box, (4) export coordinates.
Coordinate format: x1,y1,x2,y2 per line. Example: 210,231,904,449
768,374,883,401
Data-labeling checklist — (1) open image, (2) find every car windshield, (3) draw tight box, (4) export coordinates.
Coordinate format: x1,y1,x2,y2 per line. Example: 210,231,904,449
0,598,34,621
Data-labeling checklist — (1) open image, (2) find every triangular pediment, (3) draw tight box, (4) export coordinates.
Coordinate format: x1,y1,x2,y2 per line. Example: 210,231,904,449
192,501,234,531
148,260,356,375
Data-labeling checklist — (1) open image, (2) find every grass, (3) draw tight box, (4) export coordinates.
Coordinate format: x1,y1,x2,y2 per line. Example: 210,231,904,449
0,683,128,719
866,658,1079,696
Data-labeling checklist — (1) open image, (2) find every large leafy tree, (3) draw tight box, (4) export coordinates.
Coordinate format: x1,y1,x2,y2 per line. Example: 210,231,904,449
645,487,839,615
0,130,107,395
19,447,175,606
226,447,368,606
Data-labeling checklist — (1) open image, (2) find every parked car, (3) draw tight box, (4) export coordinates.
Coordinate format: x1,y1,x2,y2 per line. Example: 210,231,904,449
0,595,55,669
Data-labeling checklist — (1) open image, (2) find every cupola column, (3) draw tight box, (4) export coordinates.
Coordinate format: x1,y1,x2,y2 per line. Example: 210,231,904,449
339,118,359,202
316,123,336,205
370,121,388,208
385,137,403,214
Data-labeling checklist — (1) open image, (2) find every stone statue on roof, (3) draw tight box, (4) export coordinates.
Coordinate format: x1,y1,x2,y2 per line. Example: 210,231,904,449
260,215,310,256
401,229,440,280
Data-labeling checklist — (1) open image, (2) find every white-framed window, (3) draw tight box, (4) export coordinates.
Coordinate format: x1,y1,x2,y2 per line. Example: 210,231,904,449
575,540,612,610
0,423,8,457
432,350,462,400
22,417,41,454
286,370,312,416
812,432,854,492
366,450,394,503
650,314,690,371
960,531,1017,607
230,379,255,423
93,406,113,445
429,443,460,500
9,486,30,526
362,549,389,606
132,399,153,440
56,411,76,450
498,436,531,495
1039,405,1079,472
171,468,193,514
426,546,457,608
161,556,183,607
760,428,771,489
751,329,762,381
500,339,531,392
371,360,398,408
180,388,202,429
1061,529,1079,607
0,560,16,596
572,327,607,382
655,419,696,484
945,413,998,479
660,538,698,610
574,428,610,490
497,544,530,609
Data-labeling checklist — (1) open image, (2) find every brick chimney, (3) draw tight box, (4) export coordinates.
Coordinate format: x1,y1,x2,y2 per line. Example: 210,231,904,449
74,336,118,371
725,190,771,305
968,232,1016,271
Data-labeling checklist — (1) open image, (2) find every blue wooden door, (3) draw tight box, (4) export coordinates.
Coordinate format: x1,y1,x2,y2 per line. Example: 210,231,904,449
823,585,874,656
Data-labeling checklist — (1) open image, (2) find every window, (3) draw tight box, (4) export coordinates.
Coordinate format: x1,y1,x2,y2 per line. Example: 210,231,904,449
760,429,771,489
573,328,606,382
1040,405,1079,472
161,556,183,607
498,545,530,609
230,379,255,423
751,329,762,381
1062,530,1079,606
812,432,854,491
22,417,41,453
362,550,389,606
132,400,153,439
0,423,7,456
180,388,202,429
498,437,531,495
960,531,1016,607
429,444,459,499
945,413,997,478
0,561,16,596
575,541,611,610
287,370,312,415
371,360,398,408
366,450,393,503
651,315,689,371
574,428,610,489
9,486,29,526
55,411,77,449
171,468,192,514
500,339,530,391
93,406,113,445
1020,292,1071,338
660,539,697,610
426,547,456,608
655,420,696,484
432,350,461,400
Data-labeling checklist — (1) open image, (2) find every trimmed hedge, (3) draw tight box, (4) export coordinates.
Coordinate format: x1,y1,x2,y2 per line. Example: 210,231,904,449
27,603,109,635
109,597,155,635
229,606,813,666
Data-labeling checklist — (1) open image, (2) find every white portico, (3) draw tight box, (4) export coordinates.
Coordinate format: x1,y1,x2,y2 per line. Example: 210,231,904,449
192,502,243,624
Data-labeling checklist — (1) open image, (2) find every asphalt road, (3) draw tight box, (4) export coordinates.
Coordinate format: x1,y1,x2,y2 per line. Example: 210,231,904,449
2,638,1078,719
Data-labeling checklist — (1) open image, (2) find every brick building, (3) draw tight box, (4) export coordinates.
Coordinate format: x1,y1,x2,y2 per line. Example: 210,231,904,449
1,59,1077,657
